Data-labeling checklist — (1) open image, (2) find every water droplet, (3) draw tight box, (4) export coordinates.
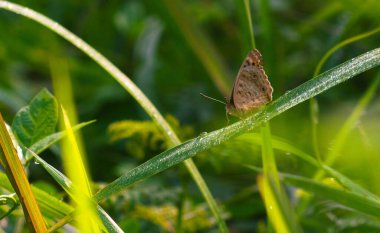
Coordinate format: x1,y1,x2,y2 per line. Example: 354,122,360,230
199,132,208,137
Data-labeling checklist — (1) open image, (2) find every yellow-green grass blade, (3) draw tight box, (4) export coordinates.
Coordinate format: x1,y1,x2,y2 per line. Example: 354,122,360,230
0,113,47,232
260,123,301,233
29,149,124,233
50,57,88,160
60,108,102,233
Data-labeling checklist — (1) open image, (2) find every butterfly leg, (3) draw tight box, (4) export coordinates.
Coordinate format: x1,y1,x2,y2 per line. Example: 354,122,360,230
225,110,230,126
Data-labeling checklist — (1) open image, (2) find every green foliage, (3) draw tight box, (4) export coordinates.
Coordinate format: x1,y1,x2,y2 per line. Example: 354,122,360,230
25,120,95,162
1,0,380,232
108,115,193,159
0,193,18,219
11,89,58,148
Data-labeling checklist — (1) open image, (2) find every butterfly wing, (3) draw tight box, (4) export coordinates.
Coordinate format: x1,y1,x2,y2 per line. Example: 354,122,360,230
231,49,273,111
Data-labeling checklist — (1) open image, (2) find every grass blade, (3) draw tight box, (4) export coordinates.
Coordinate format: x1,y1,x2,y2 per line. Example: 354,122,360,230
29,149,124,233
283,173,380,218
259,123,301,233
60,108,102,233
247,165,380,218
310,27,380,161
322,165,380,202
94,48,380,202
0,113,47,232
0,171,74,222
317,72,380,173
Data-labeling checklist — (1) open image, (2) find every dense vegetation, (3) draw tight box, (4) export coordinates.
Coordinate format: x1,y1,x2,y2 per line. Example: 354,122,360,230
0,0,380,232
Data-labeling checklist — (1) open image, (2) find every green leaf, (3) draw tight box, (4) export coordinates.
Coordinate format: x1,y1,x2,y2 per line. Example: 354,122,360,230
12,89,58,147
0,171,74,220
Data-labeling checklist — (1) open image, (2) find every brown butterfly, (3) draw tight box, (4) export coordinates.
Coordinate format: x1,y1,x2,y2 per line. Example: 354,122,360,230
226,49,273,118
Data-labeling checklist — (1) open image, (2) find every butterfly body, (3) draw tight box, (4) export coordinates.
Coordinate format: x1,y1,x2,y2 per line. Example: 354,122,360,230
226,49,273,118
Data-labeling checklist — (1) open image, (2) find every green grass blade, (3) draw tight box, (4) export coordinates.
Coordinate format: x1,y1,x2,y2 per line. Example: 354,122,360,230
313,27,380,77
282,173,380,218
94,48,380,202
322,165,380,202
247,166,380,218
29,149,124,233
0,172,74,221
257,0,276,80
243,0,255,49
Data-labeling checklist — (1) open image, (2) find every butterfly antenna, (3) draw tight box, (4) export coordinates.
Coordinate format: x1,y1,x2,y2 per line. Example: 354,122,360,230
200,93,226,105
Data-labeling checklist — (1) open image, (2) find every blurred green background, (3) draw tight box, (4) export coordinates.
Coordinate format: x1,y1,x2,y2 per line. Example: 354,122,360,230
1,0,380,232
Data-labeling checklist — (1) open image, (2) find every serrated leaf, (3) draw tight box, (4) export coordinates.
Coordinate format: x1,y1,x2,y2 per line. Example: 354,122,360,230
12,89,58,147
